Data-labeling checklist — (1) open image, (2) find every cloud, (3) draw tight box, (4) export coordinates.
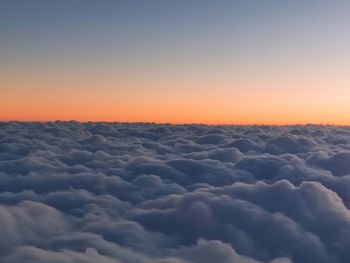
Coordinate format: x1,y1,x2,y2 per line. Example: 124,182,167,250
311,152,350,176
1,122,350,262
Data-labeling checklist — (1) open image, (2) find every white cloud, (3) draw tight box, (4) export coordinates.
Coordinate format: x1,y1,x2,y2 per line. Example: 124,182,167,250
1,122,350,262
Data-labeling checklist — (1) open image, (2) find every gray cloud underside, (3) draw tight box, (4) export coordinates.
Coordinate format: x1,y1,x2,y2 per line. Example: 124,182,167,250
1,122,350,263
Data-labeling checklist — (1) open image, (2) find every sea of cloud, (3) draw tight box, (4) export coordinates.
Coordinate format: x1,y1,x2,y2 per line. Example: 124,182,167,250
1,122,350,262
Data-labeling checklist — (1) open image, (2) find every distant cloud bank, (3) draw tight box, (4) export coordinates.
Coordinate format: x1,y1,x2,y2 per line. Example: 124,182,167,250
1,122,350,262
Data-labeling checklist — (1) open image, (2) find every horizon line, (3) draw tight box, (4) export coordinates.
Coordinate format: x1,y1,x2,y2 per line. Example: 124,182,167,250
1,119,350,127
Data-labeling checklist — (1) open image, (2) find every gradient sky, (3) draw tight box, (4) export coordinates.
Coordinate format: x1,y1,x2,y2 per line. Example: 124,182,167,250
1,0,350,124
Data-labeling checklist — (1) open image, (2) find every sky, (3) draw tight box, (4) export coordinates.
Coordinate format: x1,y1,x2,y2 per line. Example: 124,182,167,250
1,0,350,124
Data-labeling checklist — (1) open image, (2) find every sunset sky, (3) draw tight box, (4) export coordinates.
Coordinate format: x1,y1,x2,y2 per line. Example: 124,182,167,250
1,0,350,124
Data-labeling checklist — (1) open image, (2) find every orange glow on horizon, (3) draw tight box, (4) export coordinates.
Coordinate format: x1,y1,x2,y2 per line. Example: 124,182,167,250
2,92,350,126
2,64,350,126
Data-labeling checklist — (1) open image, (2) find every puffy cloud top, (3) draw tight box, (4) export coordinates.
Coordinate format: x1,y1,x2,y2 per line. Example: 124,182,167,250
1,122,350,262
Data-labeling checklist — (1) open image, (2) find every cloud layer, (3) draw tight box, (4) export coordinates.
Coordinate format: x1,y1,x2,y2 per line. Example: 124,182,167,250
1,122,350,262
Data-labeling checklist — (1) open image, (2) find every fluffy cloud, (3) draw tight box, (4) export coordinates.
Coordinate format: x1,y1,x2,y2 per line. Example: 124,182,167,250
1,122,350,262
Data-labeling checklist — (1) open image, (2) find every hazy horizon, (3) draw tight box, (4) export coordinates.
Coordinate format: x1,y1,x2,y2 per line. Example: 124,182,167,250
3,120,350,127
